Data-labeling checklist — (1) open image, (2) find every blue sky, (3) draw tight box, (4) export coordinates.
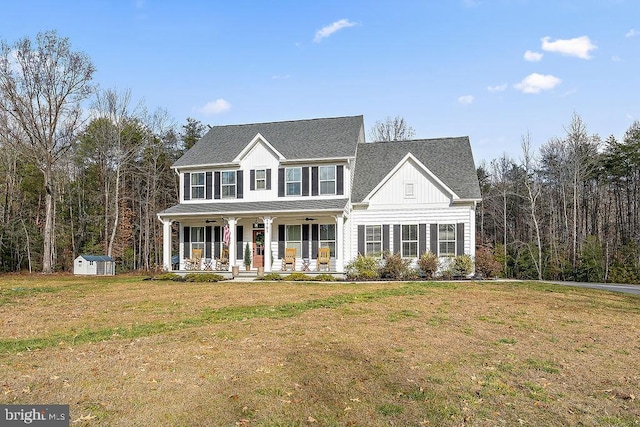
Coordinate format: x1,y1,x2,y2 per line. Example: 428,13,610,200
3,0,639,163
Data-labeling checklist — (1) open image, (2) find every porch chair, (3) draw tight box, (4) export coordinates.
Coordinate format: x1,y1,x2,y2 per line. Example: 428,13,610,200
317,247,331,272
186,248,203,270
281,247,296,271
215,248,229,271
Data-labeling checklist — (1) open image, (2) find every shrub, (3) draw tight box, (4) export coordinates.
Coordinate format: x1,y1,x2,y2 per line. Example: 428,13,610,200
450,254,473,277
259,272,284,281
152,273,184,281
345,255,380,281
184,273,225,282
285,272,312,281
475,246,502,278
417,251,439,279
379,252,412,280
314,273,336,282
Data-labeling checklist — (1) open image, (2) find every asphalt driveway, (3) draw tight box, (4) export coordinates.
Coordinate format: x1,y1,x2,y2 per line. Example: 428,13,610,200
542,280,640,295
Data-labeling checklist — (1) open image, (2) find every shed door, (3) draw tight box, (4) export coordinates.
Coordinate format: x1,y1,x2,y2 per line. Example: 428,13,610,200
97,262,105,275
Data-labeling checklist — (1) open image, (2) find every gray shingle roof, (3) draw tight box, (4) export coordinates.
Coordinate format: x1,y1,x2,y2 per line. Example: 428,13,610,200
78,255,114,262
158,198,349,217
352,137,482,202
173,116,363,168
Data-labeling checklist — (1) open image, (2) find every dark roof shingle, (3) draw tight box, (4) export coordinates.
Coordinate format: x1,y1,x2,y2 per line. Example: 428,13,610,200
173,116,363,168
352,137,481,202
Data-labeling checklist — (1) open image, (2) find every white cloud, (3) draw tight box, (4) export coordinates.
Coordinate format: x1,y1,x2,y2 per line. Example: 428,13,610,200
314,19,357,43
524,50,543,62
626,29,638,38
458,95,474,105
541,36,596,59
198,99,231,115
487,83,508,92
514,73,561,94
272,74,291,80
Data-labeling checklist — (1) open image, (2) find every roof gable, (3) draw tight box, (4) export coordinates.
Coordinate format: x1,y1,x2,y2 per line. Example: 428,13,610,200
173,115,363,169
352,137,482,203
363,152,457,202
234,133,284,162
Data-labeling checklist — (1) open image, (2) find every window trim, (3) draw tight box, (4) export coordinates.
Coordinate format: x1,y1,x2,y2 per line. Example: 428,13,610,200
404,182,415,199
319,223,336,257
285,167,302,196
285,224,302,254
319,165,336,195
221,171,236,199
438,223,456,257
365,225,383,257
255,168,266,190
401,224,418,258
191,172,205,199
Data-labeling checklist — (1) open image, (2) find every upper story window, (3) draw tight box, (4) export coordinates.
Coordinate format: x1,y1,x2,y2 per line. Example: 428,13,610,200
221,171,236,198
286,167,301,196
438,224,456,257
191,172,205,199
319,165,336,195
401,224,418,258
404,182,415,198
255,169,266,190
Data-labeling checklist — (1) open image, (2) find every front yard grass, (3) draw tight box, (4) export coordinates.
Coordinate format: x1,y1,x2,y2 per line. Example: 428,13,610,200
0,275,638,426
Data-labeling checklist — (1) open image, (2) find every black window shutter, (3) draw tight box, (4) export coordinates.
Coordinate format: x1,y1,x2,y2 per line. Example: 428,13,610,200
214,226,221,259
311,167,319,196
278,168,285,197
456,223,465,256
214,171,221,199
205,226,212,258
266,169,271,190
236,225,243,260
183,226,190,259
430,224,438,256
336,165,344,195
205,172,212,199
357,225,365,255
312,224,319,258
302,167,309,196
278,224,285,258
383,225,390,253
237,170,244,199
419,223,427,256
393,225,401,255
302,224,309,258
250,169,255,191
183,173,191,201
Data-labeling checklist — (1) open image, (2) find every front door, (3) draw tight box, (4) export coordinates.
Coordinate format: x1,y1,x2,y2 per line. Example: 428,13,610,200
253,230,265,268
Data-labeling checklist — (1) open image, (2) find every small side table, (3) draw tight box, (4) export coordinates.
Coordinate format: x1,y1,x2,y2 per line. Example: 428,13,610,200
301,258,311,272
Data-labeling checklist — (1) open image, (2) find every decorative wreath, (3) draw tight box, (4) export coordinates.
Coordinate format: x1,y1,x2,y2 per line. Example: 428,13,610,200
255,234,265,246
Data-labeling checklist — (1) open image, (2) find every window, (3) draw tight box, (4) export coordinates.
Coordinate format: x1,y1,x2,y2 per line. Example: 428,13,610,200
319,165,336,195
285,225,302,255
438,224,456,257
404,182,415,198
401,224,418,258
191,172,205,199
255,169,266,190
365,225,382,257
285,167,301,196
191,226,205,254
319,224,336,256
221,171,236,198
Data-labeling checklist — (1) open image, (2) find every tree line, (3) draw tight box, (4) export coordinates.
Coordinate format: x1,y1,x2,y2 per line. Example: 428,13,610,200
477,113,640,283
1,31,638,282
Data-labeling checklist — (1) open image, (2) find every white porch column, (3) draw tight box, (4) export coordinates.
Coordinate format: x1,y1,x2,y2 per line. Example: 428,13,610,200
261,216,274,272
162,219,172,271
334,214,344,272
227,217,237,270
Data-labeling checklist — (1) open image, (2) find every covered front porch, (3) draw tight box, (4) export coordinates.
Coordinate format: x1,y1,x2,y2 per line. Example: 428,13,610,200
158,203,349,275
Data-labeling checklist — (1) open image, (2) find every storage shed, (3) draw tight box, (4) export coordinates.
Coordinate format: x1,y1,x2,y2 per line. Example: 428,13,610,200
74,255,115,276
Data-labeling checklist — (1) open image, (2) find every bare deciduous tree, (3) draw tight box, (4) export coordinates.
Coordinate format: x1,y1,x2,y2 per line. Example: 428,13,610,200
0,30,95,273
368,116,415,142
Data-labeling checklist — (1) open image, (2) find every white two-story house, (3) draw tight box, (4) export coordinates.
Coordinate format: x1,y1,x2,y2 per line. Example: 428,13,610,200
157,115,482,274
